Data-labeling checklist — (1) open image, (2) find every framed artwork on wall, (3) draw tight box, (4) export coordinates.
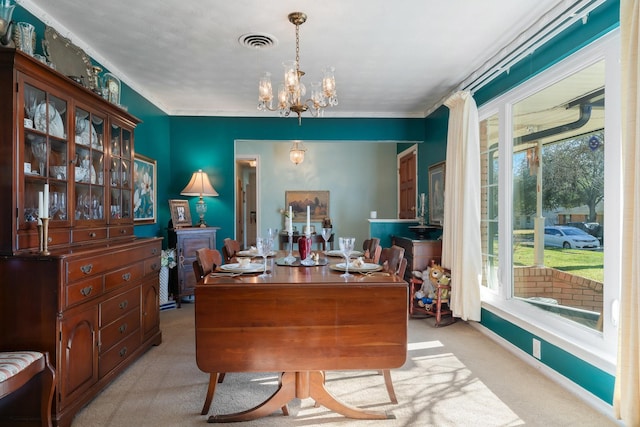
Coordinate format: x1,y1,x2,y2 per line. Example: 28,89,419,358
169,199,192,228
285,191,330,222
133,153,157,224
428,161,445,225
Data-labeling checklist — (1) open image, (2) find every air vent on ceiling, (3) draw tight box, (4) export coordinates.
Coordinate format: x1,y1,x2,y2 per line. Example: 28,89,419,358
239,33,278,49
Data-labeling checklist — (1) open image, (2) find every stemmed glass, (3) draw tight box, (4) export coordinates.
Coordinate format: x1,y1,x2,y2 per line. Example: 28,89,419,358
321,228,332,253
31,141,47,176
338,237,355,278
256,237,272,277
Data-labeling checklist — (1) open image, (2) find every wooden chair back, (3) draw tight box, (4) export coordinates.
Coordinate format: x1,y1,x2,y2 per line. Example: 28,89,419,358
362,238,380,261
379,245,405,275
196,248,222,276
222,238,241,264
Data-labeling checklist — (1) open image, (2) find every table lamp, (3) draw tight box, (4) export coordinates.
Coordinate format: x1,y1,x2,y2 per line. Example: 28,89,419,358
180,169,218,227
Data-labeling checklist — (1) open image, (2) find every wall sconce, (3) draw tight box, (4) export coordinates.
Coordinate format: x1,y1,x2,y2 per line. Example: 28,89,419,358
289,140,306,165
180,169,218,227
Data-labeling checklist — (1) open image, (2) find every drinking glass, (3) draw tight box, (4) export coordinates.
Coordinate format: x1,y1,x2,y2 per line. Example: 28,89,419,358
321,228,332,252
338,237,355,278
256,237,271,276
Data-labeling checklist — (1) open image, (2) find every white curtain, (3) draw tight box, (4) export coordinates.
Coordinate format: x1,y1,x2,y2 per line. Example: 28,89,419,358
614,0,640,424
441,91,482,322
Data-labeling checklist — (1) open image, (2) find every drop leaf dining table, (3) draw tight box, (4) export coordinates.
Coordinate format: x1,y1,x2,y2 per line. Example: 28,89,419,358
195,254,408,422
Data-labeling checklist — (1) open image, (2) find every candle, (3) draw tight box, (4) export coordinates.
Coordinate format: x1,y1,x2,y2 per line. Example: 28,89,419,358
306,205,310,234
43,184,49,218
38,191,43,225
288,206,293,233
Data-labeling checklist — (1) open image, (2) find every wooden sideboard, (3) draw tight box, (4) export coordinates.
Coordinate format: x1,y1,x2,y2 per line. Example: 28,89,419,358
392,236,442,281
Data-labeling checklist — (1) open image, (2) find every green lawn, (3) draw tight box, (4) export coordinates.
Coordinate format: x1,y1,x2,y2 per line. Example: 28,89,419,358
513,245,604,283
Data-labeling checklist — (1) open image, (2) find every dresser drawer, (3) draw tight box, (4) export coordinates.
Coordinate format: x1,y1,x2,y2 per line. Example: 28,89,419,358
71,227,108,243
100,287,140,327
144,257,161,276
65,275,104,308
99,332,141,377
105,262,144,292
67,246,149,282
100,309,140,353
109,225,134,239
18,228,70,251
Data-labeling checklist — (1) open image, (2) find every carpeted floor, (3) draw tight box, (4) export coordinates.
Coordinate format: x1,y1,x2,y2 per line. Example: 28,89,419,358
71,303,619,427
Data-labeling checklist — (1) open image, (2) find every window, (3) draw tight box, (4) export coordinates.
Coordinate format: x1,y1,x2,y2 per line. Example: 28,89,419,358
478,30,620,370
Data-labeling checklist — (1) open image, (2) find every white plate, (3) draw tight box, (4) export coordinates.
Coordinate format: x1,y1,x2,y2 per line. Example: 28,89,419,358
220,263,264,273
325,250,364,258
34,102,65,138
237,250,276,257
331,262,382,273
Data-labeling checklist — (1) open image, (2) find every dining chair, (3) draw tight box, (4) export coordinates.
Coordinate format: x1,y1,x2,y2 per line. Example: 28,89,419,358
222,238,242,264
379,245,405,274
0,351,55,427
362,238,380,262
195,248,222,275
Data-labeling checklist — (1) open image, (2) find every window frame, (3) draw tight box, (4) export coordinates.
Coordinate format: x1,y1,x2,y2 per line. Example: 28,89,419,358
477,29,621,374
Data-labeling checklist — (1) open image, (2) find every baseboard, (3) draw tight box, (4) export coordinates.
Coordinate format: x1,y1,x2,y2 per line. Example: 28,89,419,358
467,321,623,426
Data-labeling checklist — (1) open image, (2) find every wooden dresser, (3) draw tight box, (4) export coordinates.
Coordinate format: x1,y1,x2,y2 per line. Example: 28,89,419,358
168,226,218,307
392,236,442,281
0,48,162,427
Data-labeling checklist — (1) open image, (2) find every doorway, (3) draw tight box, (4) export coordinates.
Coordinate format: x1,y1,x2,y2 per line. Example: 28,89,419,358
235,157,257,248
398,145,417,219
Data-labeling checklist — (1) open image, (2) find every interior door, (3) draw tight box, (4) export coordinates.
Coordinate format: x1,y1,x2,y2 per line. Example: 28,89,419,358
398,148,417,219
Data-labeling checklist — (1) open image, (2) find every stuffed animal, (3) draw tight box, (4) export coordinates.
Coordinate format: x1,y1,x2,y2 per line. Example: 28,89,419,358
412,262,451,306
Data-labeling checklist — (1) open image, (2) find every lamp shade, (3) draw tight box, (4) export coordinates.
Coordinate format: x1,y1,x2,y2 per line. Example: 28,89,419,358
180,169,218,197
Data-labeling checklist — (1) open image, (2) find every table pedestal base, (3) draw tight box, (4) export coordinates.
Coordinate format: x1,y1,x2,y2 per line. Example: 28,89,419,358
207,371,392,423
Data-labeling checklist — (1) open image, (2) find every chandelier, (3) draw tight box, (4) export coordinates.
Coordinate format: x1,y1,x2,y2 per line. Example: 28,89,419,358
289,140,306,165
257,12,338,125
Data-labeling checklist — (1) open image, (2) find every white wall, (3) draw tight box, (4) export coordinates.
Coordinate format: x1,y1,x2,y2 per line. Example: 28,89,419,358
236,140,398,245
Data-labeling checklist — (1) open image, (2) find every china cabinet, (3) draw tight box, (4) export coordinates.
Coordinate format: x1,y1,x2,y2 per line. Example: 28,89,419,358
0,48,161,427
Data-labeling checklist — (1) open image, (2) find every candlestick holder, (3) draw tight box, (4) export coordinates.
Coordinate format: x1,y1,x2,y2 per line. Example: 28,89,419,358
283,231,296,264
40,217,50,255
37,223,43,252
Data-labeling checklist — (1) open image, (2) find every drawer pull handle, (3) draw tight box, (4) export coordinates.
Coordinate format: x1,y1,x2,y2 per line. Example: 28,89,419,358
151,263,158,271
80,286,93,296
119,300,128,310
151,248,158,255
119,323,128,334
89,232,96,238
119,347,128,358
122,272,131,281
47,236,53,243
120,229,127,234
81,264,93,274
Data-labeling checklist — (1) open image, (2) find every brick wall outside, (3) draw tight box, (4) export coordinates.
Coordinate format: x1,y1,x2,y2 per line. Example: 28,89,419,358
513,266,603,312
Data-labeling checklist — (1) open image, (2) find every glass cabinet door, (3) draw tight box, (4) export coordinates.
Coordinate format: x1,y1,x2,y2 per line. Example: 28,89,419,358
73,107,105,223
21,82,69,229
109,124,132,222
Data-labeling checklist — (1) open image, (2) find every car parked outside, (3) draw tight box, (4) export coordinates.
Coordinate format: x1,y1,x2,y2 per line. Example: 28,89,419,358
544,226,601,249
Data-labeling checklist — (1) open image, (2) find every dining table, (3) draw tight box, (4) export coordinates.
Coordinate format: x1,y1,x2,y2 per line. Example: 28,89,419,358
194,251,408,422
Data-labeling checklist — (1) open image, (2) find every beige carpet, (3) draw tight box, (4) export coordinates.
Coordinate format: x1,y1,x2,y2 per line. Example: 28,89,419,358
71,304,618,427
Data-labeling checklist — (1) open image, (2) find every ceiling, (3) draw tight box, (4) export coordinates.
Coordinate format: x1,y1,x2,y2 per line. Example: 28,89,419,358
21,0,566,118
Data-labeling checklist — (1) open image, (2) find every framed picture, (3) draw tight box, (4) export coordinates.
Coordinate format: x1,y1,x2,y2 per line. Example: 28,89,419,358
133,153,157,224
169,199,192,228
428,161,446,225
285,191,330,222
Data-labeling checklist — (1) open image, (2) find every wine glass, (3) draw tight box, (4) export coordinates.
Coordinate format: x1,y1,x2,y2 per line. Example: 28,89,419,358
338,237,355,278
256,237,271,277
321,228,332,252
31,141,47,176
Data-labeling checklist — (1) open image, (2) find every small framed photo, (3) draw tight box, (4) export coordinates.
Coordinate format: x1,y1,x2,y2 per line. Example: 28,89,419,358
169,199,192,228
428,161,446,225
133,153,157,224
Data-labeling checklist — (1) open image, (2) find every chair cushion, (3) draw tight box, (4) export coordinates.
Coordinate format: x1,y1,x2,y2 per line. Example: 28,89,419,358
0,351,44,382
